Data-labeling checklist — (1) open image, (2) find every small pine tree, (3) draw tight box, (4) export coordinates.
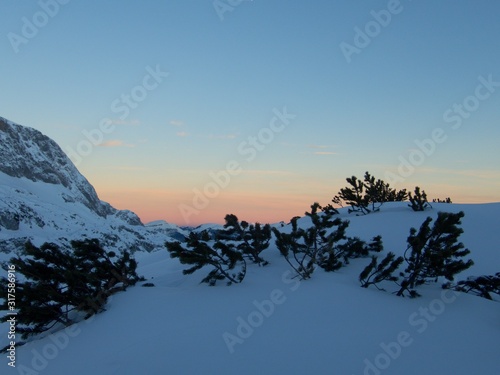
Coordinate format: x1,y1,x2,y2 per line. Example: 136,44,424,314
363,172,392,212
166,231,246,286
452,273,500,301
387,188,408,202
396,211,474,297
222,214,271,266
336,175,370,215
333,172,407,215
337,235,383,264
69,239,140,315
0,240,141,338
433,197,453,203
273,203,382,279
305,202,350,272
273,216,313,279
273,203,346,279
0,242,75,337
408,186,431,211
359,252,404,290
322,200,340,215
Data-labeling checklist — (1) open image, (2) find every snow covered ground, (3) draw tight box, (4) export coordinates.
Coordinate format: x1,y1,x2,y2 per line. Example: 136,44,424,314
1,202,499,375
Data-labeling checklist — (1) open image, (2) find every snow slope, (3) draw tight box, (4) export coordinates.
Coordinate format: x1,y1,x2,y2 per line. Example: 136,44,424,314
2,203,499,375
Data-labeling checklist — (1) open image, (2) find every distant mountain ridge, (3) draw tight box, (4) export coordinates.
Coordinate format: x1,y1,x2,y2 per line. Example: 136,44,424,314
0,117,186,255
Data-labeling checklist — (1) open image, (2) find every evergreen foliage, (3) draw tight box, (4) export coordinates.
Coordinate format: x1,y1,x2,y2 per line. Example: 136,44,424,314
322,196,341,215
338,235,383,264
387,188,409,202
70,239,140,312
332,171,408,215
359,252,404,290
221,214,271,266
272,216,311,279
396,211,474,297
273,203,382,279
0,240,140,338
433,197,453,203
336,175,370,215
451,273,500,301
408,186,431,211
166,231,246,286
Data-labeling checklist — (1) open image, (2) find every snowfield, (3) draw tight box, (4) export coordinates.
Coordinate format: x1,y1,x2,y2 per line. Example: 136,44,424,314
1,202,499,375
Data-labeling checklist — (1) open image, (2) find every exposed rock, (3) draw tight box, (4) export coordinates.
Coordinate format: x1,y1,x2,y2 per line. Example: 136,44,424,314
0,210,20,231
0,117,113,217
0,117,188,255
114,210,143,226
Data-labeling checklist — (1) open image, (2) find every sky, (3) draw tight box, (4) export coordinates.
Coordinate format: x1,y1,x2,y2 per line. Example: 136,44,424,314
1,0,499,226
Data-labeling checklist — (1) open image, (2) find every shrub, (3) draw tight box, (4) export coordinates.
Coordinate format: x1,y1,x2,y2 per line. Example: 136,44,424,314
408,186,431,211
221,214,271,266
273,216,311,279
166,231,246,286
451,273,500,301
273,203,382,279
433,197,453,203
339,235,384,264
396,211,474,297
359,252,404,290
332,171,407,215
0,239,140,338
359,212,473,297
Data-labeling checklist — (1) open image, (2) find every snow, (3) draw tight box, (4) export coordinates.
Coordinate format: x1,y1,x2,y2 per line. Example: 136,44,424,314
191,223,225,233
0,171,184,257
1,202,499,374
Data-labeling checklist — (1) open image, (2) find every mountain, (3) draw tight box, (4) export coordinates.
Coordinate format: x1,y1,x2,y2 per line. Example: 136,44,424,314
0,116,186,256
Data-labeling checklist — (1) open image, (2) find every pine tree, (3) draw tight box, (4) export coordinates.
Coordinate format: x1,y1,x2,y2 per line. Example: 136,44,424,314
408,186,431,211
339,235,384,263
273,203,382,279
273,216,313,279
166,231,246,286
363,172,392,212
69,239,140,315
452,273,500,300
333,172,407,215
0,242,75,337
0,240,141,338
433,197,453,204
305,202,350,272
387,188,408,202
322,196,341,215
359,252,404,290
222,214,271,266
336,175,370,215
396,211,474,297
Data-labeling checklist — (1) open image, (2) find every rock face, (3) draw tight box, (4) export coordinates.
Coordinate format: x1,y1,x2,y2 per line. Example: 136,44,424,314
0,117,112,217
0,117,187,255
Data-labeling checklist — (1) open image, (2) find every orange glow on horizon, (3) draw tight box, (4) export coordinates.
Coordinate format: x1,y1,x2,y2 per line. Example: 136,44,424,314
95,185,499,227
97,188,319,226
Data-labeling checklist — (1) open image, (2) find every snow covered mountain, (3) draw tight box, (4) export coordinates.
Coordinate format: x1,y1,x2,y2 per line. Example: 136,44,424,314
0,117,187,255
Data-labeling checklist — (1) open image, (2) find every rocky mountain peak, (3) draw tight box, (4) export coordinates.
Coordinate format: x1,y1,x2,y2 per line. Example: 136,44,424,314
0,117,112,217
0,117,186,254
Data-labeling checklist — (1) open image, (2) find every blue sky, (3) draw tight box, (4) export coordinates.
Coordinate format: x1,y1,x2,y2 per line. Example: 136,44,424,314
1,0,499,225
